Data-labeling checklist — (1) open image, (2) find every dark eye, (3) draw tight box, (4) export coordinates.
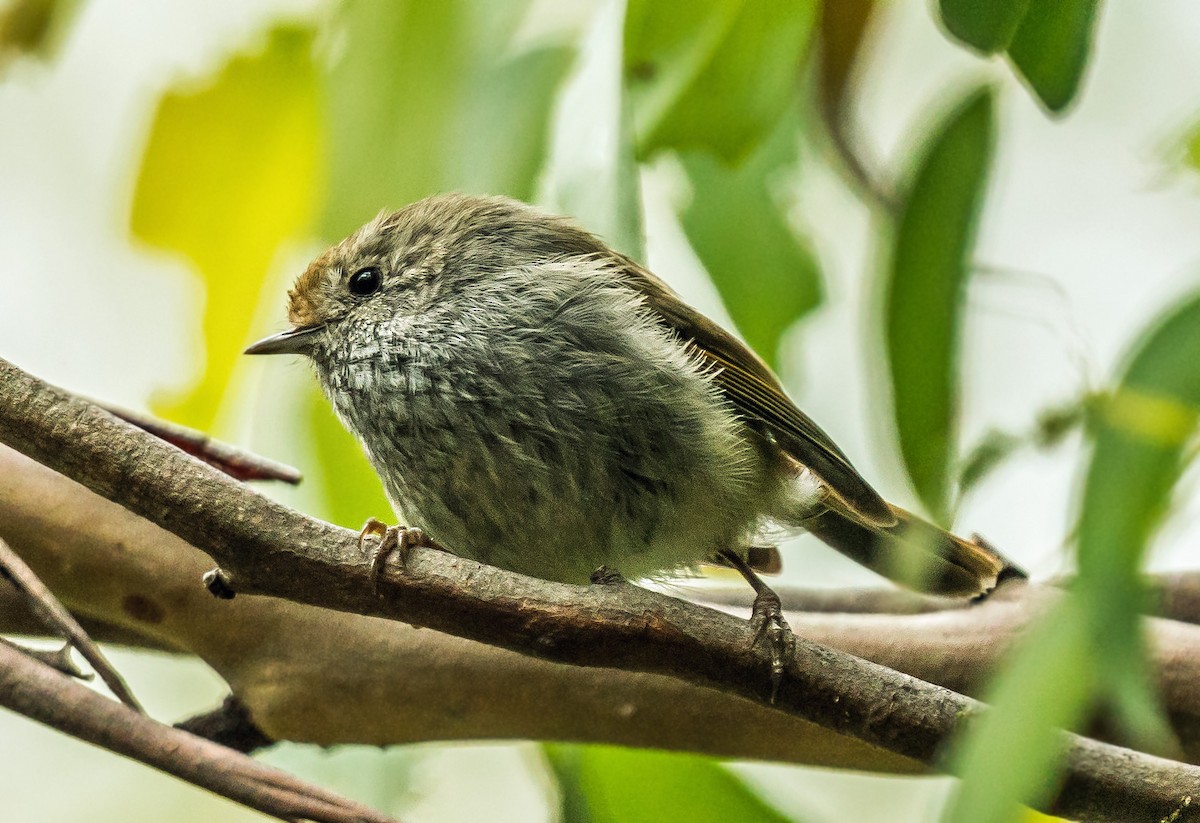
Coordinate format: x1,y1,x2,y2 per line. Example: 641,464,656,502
348,267,382,297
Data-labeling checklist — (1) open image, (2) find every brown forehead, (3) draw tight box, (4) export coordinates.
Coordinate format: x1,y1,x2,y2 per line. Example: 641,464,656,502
287,247,339,327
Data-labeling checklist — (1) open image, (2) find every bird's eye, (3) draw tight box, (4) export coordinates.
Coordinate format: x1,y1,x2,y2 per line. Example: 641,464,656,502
348,267,382,297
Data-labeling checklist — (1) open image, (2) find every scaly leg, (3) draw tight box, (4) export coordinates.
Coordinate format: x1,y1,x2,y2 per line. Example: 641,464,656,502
717,548,795,704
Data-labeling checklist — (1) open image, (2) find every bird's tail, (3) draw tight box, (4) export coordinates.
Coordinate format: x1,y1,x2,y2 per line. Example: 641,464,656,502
804,503,1025,598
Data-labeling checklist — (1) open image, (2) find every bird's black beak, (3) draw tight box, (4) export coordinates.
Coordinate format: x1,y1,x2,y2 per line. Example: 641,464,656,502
244,325,323,356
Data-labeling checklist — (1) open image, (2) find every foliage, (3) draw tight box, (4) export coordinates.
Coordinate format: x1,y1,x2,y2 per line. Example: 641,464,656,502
938,0,1103,113
131,26,321,432
546,746,802,823
883,84,995,525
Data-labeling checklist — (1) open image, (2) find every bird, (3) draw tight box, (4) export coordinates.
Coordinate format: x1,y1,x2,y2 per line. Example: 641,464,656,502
246,193,1019,692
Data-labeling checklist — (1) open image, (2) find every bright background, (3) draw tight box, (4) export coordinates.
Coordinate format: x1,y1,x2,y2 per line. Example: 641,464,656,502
3,1,1200,820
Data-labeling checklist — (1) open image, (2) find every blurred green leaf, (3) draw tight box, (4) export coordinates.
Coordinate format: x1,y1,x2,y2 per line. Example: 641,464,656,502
456,45,574,202
0,0,80,67
679,113,821,366
1072,291,1200,745
948,294,1200,821
958,394,1094,495
1006,0,1102,113
957,429,1022,494
545,745,800,823
132,26,322,430
544,746,596,823
938,0,1030,54
321,0,571,239
1179,119,1200,173
884,85,995,524
623,0,817,163
945,596,1096,823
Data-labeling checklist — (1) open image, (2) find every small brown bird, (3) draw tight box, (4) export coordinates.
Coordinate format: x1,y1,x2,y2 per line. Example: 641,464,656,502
247,193,1018,687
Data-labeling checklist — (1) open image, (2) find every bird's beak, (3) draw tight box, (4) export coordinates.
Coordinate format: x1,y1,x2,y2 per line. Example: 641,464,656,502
244,325,323,356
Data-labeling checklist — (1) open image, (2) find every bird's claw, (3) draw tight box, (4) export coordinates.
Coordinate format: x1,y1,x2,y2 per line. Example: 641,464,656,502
748,587,795,704
589,565,627,585
358,518,432,594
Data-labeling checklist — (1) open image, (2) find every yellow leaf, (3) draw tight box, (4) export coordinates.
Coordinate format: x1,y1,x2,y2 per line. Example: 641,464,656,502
132,25,322,429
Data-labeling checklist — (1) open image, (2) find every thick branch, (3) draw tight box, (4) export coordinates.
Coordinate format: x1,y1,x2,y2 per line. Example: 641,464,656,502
0,442,915,771
1,357,1199,822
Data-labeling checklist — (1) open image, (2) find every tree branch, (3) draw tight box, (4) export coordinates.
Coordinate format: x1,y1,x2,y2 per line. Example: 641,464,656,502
2,356,1199,822
0,393,922,773
0,535,142,710
0,637,397,822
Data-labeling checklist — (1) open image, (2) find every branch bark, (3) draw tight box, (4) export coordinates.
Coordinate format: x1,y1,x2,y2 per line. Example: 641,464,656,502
2,356,1200,822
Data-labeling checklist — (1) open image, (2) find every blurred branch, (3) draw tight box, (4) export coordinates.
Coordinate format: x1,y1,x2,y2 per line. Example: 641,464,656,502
0,638,397,823
2,358,1200,821
0,580,174,649
100,401,302,484
0,535,142,710
698,583,970,614
176,696,275,754
1150,573,1200,626
815,0,896,211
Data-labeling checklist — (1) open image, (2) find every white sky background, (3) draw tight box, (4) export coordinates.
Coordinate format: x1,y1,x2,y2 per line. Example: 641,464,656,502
3,1,1200,821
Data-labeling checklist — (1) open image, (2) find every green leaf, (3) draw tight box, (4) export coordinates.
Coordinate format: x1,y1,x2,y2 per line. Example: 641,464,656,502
0,0,80,67
545,745,800,823
456,45,575,203
1006,0,1102,113
1179,119,1200,174
884,86,996,524
131,26,322,430
1072,290,1200,745
947,294,1200,820
957,429,1023,494
320,0,571,239
678,113,822,366
938,0,1030,54
945,596,1096,823
957,394,1094,495
623,0,817,163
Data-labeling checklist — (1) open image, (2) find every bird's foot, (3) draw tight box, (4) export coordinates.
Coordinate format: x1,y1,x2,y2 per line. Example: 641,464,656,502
717,548,795,704
358,518,434,594
748,585,796,704
589,566,627,585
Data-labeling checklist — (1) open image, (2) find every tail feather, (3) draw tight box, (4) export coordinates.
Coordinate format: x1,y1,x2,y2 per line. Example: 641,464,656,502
804,504,1025,598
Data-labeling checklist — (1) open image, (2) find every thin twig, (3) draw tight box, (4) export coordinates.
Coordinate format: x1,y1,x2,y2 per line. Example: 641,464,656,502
0,638,397,823
99,401,301,485
3,638,88,678
0,534,142,710
815,0,897,212
1,357,1199,822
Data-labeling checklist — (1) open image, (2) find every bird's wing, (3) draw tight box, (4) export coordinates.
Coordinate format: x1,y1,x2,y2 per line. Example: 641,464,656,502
614,258,896,528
